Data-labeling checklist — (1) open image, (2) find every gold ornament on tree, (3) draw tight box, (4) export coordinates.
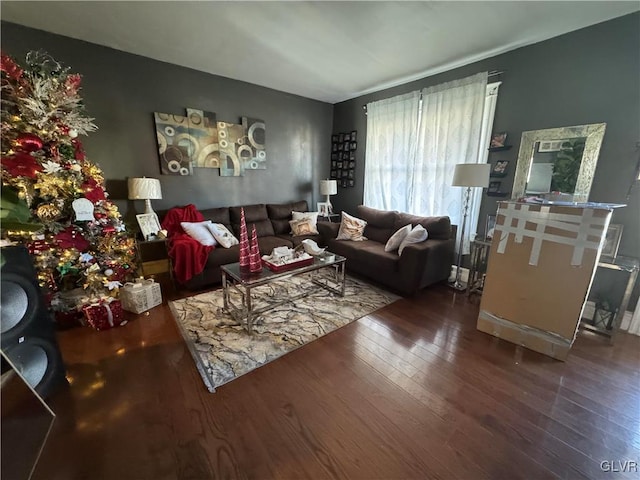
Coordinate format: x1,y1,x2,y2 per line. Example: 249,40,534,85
36,203,62,222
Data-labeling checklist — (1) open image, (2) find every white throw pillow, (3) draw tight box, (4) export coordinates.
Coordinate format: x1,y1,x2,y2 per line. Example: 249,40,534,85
384,224,412,252
398,225,428,255
291,211,319,234
289,218,317,236
336,212,368,241
181,221,217,246
206,223,239,248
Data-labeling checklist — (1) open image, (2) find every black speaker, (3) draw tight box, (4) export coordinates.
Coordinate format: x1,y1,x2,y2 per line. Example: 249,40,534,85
1,246,66,399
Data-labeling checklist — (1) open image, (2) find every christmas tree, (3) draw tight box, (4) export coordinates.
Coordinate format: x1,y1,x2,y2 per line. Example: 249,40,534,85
1,51,136,320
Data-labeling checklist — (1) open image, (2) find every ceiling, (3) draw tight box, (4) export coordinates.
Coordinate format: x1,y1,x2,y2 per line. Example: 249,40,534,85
2,1,638,104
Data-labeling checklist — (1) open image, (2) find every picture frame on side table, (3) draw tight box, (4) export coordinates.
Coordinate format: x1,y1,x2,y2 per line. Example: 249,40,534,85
317,202,330,217
601,224,623,262
136,213,161,241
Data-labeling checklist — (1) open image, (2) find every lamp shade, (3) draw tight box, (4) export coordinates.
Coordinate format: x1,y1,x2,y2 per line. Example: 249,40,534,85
128,177,162,200
451,164,490,188
320,179,338,196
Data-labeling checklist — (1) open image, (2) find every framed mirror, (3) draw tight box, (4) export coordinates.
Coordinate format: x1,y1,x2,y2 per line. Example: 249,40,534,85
512,123,606,202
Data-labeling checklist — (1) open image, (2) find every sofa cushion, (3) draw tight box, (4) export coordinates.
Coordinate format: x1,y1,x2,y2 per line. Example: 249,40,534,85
336,212,368,241
290,218,319,236
258,235,293,255
357,205,397,243
201,207,231,229
229,204,275,238
267,201,309,234
207,223,239,248
181,221,217,246
385,224,412,252
398,224,428,255
280,233,324,247
394,213,451,240
328,239,399,273
291,211,319,234
205,244,240,268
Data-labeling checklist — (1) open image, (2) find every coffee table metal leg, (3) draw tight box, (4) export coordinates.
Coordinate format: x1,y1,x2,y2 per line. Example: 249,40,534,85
246,286,253,333
222,270,229,311
339,262,346,296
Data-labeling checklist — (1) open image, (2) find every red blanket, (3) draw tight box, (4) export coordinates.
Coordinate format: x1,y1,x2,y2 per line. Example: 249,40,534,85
161,204,213,284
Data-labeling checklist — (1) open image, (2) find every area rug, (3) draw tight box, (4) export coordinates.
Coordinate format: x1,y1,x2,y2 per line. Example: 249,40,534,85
169,272,399,392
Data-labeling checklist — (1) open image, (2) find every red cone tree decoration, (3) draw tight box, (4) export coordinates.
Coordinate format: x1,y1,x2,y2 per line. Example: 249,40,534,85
238,207,251,273
249,224,262,273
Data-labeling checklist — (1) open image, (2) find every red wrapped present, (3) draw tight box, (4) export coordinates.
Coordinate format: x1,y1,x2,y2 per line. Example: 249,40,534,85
54,309,85,329
82,298,127,331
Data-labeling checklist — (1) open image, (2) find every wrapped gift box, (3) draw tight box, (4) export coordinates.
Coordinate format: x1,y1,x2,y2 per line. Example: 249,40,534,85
54,309,84,329
82,298,126,331
120,279,162,314
52,287,92,329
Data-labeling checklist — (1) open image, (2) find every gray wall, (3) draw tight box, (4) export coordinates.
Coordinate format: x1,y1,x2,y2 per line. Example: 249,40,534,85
333,12,640,302
1,21,334,223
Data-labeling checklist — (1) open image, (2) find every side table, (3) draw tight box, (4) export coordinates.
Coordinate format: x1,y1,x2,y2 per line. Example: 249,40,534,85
467,238,492,297
136,238,173,285
581,255,639,342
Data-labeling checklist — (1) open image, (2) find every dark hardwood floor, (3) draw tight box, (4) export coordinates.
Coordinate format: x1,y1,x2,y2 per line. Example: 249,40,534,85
32,284,640,480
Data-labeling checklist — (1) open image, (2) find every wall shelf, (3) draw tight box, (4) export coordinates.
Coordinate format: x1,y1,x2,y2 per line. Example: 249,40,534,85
486,191,510,197
488,145,512,152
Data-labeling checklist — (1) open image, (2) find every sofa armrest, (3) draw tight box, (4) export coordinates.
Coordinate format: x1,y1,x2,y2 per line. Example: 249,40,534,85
398,238,455,292
317,222,340,243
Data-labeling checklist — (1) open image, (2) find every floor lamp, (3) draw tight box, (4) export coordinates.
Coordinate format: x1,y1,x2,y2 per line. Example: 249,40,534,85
450,163,490,291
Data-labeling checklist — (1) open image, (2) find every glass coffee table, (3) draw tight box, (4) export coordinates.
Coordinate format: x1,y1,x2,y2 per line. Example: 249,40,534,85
220,252,346,333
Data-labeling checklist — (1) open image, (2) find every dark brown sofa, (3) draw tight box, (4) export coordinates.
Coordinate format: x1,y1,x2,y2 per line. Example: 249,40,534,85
177,200,323,290
317,205,456,296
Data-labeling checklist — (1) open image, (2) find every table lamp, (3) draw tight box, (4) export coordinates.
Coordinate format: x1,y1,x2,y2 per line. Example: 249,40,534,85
320,179,338,214
128,177,162,215
450,163,490,291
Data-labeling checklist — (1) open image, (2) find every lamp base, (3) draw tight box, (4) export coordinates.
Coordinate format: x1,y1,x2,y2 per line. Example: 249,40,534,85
448,280,467,291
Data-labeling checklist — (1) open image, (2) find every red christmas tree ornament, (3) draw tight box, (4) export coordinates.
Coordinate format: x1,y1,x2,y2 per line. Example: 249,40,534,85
81,178,106,203
1,152,43,178
65,73,82,93
249,225,262,273
1,54,24,80
238,207,251,273
72,138,85,160
15,133,44,152
54,226,90,251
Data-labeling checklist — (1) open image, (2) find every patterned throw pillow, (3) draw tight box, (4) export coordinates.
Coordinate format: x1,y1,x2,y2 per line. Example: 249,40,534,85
398,225,428,255
289,218,316,236
291,211,319,234
384,224,412,252
181,221,217,246
336,212,368,241
206,223,239,248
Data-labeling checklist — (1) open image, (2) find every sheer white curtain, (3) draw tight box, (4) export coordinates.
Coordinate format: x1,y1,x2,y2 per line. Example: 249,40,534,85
364,91,421,210
621,296,640,336
413,74,487,255
364,73,491,253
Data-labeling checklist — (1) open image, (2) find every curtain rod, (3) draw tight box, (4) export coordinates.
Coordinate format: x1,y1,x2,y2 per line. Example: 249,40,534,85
362,70,504,112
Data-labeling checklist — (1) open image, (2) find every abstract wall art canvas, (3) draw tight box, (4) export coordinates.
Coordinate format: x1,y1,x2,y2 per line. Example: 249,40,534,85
153,108,267,177
186,108,220,169
242,117,266,170
154,112,194,176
